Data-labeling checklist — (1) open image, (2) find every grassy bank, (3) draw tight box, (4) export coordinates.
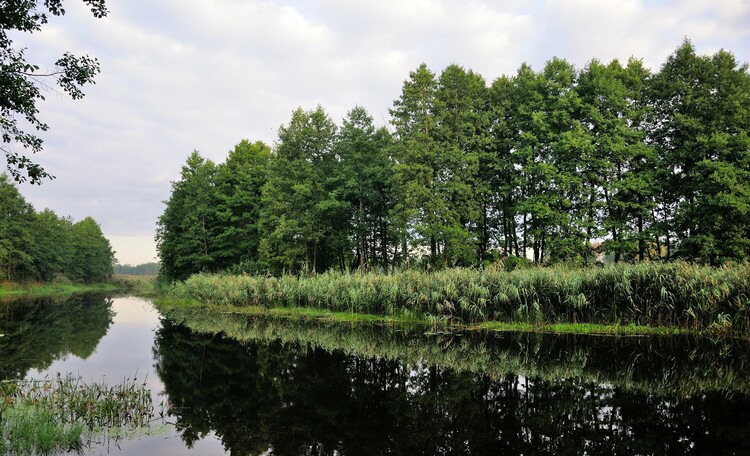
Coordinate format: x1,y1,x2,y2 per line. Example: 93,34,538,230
165,262,750,335
0,275,157,299
111,274,158,297
157,300,687,337
0,280,120,299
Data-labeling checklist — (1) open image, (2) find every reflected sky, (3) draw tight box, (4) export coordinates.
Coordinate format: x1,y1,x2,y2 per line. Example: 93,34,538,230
11,295,228,455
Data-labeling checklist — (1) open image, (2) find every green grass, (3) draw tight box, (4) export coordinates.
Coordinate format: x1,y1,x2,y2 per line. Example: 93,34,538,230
0,374,163,454
469,321,687,336
157,299,694,337
163,261,750,336
1,407,83,455
0,280,120,299
110,274,158,297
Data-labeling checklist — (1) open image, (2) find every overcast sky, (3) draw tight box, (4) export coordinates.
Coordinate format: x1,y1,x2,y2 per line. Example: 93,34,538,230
10,0,750,265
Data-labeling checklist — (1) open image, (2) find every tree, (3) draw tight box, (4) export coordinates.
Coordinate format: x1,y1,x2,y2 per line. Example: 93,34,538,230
649,40,750,263
66,216,114,282
156,151,220,281
1,0,107,183
213,140,271,273
434,64,487,265
390,63,441,264
0,173,36,279
577,58,655,263
335,106,394,271
259,106,338,274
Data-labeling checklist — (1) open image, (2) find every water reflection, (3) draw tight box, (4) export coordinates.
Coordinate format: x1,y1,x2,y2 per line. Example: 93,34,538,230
154,317,750,455
0,294,113,379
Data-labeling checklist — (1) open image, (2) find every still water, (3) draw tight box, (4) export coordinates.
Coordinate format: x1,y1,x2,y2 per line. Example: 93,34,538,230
2,294,750,455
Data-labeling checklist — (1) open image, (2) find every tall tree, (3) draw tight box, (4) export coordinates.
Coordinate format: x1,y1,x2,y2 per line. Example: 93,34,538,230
0,173,35,279
335,106,394,271
156,151,219,281
577,58,655,263
434,64,487,265
390,63,442,264
213,140,271,273
66,216,114,283
649,40,750,263
259,106,337,274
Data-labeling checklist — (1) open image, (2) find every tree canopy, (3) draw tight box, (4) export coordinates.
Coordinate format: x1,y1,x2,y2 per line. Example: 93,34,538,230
1,0,107,184
157,41,750,281
0,173,114,282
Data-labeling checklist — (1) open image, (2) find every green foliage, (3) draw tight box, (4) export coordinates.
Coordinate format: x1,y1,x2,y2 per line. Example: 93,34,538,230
114,262,160,276
165,262,750,334
156,151,220,281
0,174,114,282
259,106,339,274
1,0,108,183
157,41,750,278
0,373,159,454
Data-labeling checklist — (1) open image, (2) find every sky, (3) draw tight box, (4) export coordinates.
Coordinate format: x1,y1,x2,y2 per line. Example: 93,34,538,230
9,0,750,265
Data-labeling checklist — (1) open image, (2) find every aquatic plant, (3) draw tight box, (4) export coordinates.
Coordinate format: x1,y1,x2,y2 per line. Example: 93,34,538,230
0,373,161,454
165,262,750,334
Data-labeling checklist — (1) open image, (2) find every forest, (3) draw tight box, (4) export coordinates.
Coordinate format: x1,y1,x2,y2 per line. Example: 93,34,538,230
0,174,115,283
157,41,750,281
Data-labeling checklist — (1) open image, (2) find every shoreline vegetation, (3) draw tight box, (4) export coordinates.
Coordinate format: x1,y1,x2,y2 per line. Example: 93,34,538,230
0,374,161,455
162,261,750,338
0,274,157,299
0,280,120,299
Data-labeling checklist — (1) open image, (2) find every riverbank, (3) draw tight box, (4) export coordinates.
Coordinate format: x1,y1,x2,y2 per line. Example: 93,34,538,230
156,300,688,337
162,261,750,337
0,280,120,299
0,275,157,299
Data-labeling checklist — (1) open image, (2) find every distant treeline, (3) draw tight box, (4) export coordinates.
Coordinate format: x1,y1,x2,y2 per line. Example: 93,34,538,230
0,175,114,283
114,262,160,276
157,41,750,281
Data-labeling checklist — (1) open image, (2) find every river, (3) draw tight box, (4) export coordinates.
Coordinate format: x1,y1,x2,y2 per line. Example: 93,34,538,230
2,293,749,455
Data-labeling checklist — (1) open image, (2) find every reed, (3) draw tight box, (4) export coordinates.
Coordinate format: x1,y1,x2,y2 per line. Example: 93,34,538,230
0,373,161,454
165,262,750,334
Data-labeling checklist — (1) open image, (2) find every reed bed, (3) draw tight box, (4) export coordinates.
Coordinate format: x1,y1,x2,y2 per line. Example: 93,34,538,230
1,374,160,454
166,262,750,334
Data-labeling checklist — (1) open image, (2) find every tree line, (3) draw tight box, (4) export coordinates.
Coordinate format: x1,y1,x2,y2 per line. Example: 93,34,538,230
0,174,115,283
114,262,160,276
157,41,750,281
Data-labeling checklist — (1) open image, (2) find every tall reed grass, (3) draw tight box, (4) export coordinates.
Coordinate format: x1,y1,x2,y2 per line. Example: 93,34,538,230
166,262,750,334
1,373,160,454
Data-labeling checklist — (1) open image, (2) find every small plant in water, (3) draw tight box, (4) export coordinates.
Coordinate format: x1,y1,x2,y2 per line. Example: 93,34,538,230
0,373,164,455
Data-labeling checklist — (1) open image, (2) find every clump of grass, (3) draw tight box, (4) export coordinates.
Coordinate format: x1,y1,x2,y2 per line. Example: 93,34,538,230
1,373,161,454
2,408,83,455
164,262,750,335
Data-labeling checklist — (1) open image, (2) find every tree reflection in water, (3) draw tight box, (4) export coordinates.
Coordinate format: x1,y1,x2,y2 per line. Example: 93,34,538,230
0,294,114,379
154,317,750,455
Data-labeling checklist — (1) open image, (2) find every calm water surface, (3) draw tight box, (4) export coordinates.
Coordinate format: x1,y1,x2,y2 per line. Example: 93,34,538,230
2,294,750,455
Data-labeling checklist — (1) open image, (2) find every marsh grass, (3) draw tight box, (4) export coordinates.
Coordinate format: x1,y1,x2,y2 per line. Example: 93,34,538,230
0,373,162,454
166,262,750,335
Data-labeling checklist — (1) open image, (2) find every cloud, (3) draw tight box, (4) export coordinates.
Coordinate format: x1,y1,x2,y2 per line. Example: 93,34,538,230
7,0,748,264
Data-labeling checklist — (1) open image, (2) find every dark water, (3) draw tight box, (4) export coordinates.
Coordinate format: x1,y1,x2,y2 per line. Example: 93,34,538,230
3,295,750,455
